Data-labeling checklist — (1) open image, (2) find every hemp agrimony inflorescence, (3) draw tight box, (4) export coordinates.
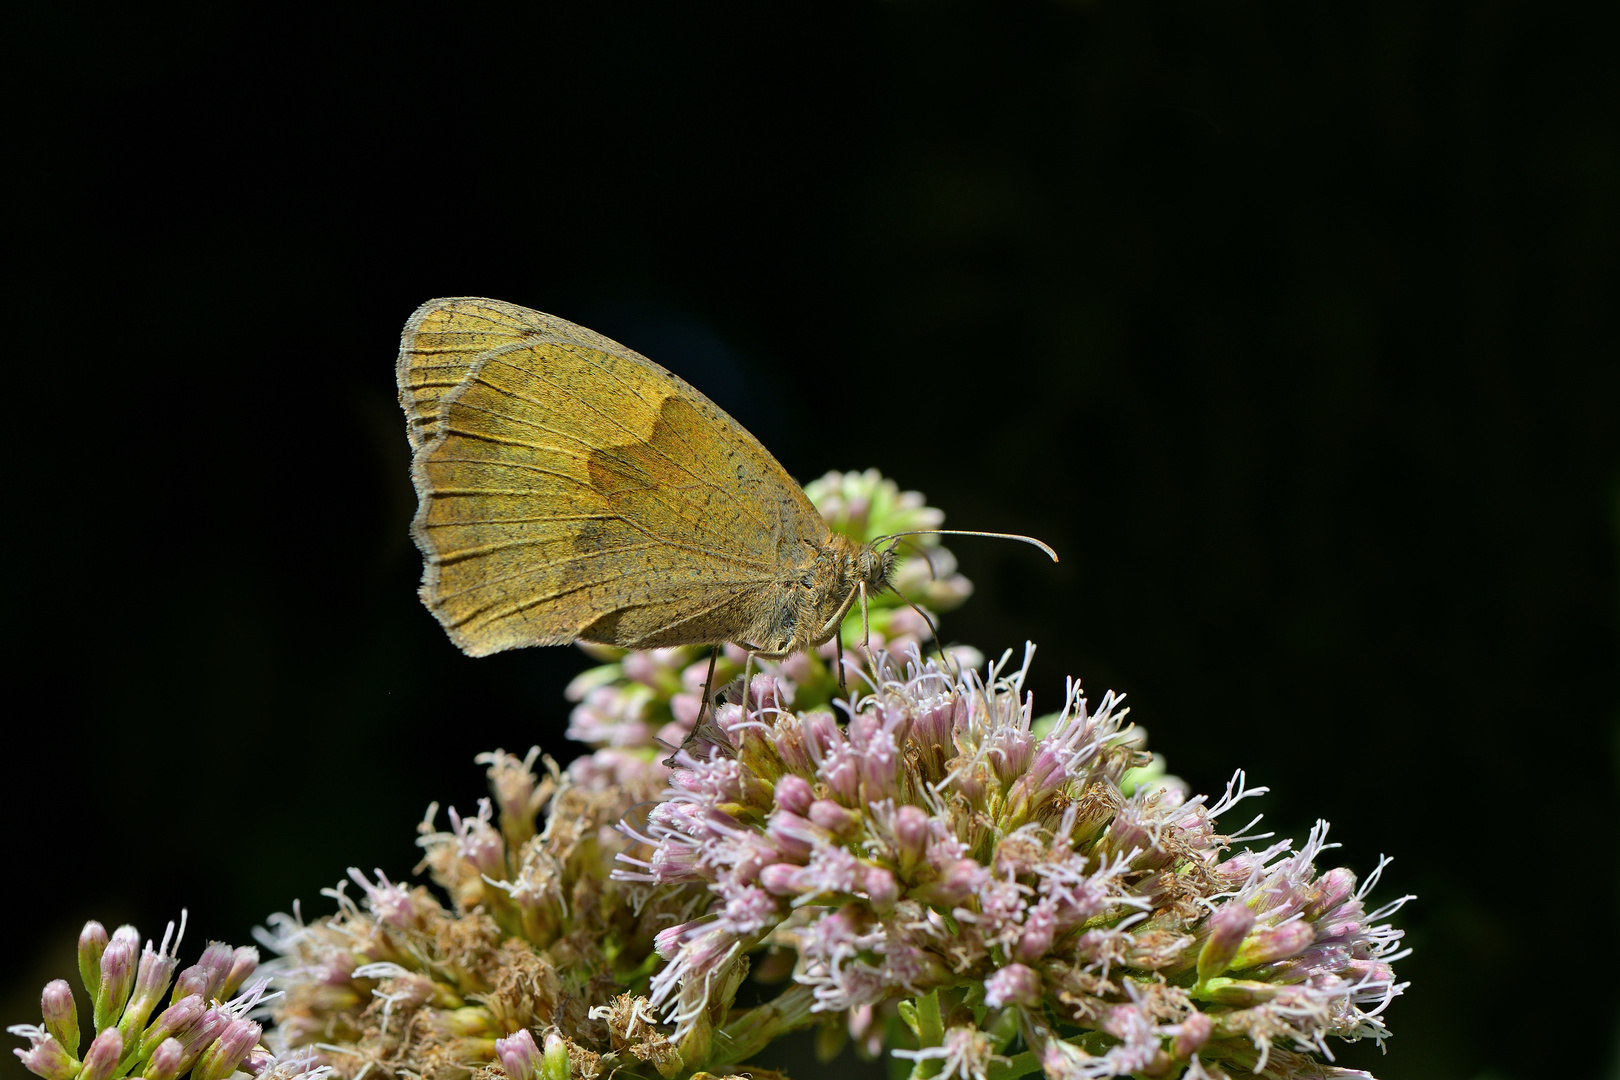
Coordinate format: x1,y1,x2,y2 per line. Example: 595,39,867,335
11,470,1410,1080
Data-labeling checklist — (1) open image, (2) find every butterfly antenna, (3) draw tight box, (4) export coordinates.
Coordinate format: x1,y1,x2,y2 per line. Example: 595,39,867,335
888,582,961,682
877,529,1059,562
890,537,940,580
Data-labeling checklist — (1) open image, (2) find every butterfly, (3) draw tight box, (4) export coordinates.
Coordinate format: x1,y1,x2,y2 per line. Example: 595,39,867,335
397,297,1055,727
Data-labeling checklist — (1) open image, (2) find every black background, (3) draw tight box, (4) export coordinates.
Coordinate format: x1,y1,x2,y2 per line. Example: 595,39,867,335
6,4,1617,1080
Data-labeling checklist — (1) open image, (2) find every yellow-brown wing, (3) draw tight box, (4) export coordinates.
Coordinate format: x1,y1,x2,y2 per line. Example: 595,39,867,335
398,297,632,449
399,298,830,657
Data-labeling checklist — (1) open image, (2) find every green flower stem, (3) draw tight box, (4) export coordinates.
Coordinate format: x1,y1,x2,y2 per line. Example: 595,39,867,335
712,985,817,1068
909,990,945,1080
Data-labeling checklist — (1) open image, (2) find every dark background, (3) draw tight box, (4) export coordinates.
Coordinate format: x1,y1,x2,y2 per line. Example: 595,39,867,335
6,4,1617,1080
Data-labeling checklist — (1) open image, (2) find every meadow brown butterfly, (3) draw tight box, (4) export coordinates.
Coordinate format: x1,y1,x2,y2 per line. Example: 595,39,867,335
397,297,1054,676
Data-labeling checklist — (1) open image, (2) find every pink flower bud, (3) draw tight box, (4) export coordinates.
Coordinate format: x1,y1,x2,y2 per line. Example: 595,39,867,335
13,1034,76,1080
988,732,1035,786
194,1017,263,1080
41,980,80,1058
953,763,989,807
908,705,956,777
77,922,108,999
495,1028,540,1080
759,862,808,896
93,927,139,1031
1231,919,1315,970
78,1028,124,1080
144,1038,187,1080
1304,867,1357,920
239,1047,276,1077
119,945,180,1047
916,858,986,907
1172,1011,1212,1058
180,1007,231,1056
863,867,899,911
193,943,237,1003
773,774,815,816
1014,901,1057,964
1197,904,1256,980
893,805,930,876
983,963,1042,1008
171,965,210,1005
143,994,207,1055
802,711,843,758
765,810,824,862
223,947,260,999
809,799,860,837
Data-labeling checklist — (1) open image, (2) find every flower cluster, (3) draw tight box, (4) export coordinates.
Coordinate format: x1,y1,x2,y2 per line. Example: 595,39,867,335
11,470,1410,1080
7,914,325,1080
615,645,1411,1080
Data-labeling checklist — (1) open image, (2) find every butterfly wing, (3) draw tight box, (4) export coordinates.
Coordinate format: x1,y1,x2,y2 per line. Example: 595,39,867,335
398,297,632,449
400,298,830,657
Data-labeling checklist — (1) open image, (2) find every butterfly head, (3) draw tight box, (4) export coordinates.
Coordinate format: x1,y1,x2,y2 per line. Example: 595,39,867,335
857,542,897,595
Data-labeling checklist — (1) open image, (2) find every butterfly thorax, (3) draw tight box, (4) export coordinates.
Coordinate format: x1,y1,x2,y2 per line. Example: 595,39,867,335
762,532,894,655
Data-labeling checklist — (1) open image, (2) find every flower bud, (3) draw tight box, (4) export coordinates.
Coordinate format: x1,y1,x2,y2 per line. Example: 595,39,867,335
78,1028,124,1080
1171,1011,1212,1058
193,943,236,1002
222,947,260,1000
907,696,957,777
952,763,989,808
170,965,210,1005
144,1038,187,1080
1197,904,1256,981
765,810,823,862
140,994,206,1057
1303,867,1356,921
239,1046,276,1077
118,945,180,1050
801,712,843,759
193,1017,262,1080
1014,901,1057,964
987,732,1035,786
78,922,109,1000
863,867,899,911
892,804,930,877
1230,919,1316,970
41,980,81,1057
495,1028,539,1080
12,1034,76,1080
1339,958,1393,986
818,747,860,806
1196,978,1283,1006
808,799,860,838
983,963,1042,1008
179,1007,231,1058
93,926,140,1031
915,858,986,907
759,862,807,896
541,1031,571,1080
772,774,814,817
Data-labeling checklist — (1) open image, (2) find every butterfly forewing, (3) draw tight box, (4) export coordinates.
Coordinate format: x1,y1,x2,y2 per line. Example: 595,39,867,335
398,297,632,449
401,299,831,657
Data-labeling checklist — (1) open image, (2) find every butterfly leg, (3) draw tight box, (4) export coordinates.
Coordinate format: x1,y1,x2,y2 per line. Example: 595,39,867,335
696,642,720,723
860,581,871,649
741,648,756,717
834,631,847,697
